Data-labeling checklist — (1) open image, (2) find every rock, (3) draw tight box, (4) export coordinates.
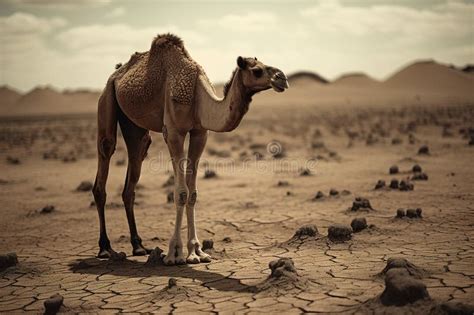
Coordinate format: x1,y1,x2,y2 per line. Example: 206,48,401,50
391,137,402,145
40,205,55,214
222,237,232,243
168,278,177,288
381,257,426,278
146,247,164,265
0,252,18,271
6,156,20,165
412,164,422,173
313,191,325,200
76,181,93,192
399,180,414,191
412,172,428,180
418,145,430,155
389,179,399,189
389,165,399,174
166,191,174,203
351,197,373,211
328,224,352,242
299,168,311,176
341,190,351,196
430,302,474,315
269,257,297,278
44,293,64,315
351,218,368,232
329,188,339,196
406,208,422,218
109,251,126,262
202,239,214,251
380,268,429,306
375,180,386,190
277,180,289,187
286,191,292,196
294,224,319,238
203,170,217,179
396,209,406,218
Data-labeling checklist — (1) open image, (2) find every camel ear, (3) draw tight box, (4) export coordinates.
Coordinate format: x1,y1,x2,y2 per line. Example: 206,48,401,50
237,56,247,69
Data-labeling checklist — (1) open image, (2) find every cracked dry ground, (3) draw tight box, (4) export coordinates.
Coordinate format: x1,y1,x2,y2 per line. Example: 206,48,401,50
1,104,473,314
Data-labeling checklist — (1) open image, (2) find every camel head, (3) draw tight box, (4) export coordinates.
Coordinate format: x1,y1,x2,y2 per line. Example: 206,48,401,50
237,56,289,93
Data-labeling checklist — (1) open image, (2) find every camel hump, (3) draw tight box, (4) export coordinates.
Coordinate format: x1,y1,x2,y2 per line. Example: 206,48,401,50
151,33,185,51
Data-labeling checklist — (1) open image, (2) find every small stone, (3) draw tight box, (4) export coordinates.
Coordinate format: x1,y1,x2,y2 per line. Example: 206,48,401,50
300,168,311,176
314,191,325,200
269,257,297,278
168,278,177,288
412,164,422,173
396,209,406,218
416,208,422,217
44,293,63,315
146,247,164,265
392,138,402,145
351,197,373,211
202,239,214,250
406,208,422,218
0,252,18,271
286,191,292,196
381,257,425,278
40,205,55,214
380,269,429,306
341,190,351,195
76,181,93,192
389,165,399,174
277,180,289,187
294,224,319,238
203,170,217,179
418,145,430,155
399,180,414,191
222,237,232,243
109,251,126,261
375,180,386,190
351,218,368,232
329,188,339,196
412,172,428,180
166,191,174,203
389,179,399,189
328,224,352,242
6,156,20,165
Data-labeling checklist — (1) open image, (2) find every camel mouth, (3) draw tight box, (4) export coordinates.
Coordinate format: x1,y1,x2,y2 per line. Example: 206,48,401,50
271,80,289,92
271,71,289,93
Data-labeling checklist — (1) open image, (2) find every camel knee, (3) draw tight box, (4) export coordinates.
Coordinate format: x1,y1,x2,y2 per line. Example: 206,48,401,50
98,137,116,159
188,190,197,206
175,189,188,207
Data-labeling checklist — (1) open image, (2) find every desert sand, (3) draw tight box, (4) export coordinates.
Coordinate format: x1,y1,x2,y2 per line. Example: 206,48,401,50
0,59,473,313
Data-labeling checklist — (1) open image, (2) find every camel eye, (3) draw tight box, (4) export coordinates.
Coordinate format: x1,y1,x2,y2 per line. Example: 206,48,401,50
252,68,263,78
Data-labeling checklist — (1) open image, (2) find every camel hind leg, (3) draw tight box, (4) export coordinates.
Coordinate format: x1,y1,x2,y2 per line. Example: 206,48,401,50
92,80,118,258
117,108,152,256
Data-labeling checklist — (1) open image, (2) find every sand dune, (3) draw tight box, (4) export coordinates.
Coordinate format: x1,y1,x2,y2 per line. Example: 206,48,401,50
332,72,379,87
0,60,473,117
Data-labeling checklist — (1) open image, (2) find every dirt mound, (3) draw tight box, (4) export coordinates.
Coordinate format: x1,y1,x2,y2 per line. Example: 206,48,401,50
384,60,474,92
250,258,308,293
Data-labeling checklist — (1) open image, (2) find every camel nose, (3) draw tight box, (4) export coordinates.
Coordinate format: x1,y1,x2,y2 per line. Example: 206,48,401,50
274,71,289,88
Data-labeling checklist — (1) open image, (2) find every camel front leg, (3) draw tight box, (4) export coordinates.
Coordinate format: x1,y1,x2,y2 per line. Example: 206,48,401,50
185,130,211,264
163,127,187,265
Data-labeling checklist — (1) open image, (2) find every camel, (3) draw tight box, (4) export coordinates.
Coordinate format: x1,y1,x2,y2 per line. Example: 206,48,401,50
92,33,289,265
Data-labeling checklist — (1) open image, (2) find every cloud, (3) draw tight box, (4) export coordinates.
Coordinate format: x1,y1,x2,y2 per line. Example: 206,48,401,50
198,12,277,32
301,0,473,39
6,0,113,9
0,12,66,36
105,6,125,18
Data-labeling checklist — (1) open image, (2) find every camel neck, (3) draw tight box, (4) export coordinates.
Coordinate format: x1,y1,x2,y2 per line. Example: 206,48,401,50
195,70,251,132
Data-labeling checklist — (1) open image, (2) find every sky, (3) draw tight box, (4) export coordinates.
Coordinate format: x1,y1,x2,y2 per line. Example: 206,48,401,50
0,0,473,92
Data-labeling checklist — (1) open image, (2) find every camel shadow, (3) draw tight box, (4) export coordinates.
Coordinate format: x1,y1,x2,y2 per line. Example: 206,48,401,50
68,257,251,293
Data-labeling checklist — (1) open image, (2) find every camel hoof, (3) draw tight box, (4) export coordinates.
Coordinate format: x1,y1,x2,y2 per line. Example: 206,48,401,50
198,253,212,263
175,257,186,265
97,248,113,259
186,254,200,264
132,245,151,256
163,255,175,266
